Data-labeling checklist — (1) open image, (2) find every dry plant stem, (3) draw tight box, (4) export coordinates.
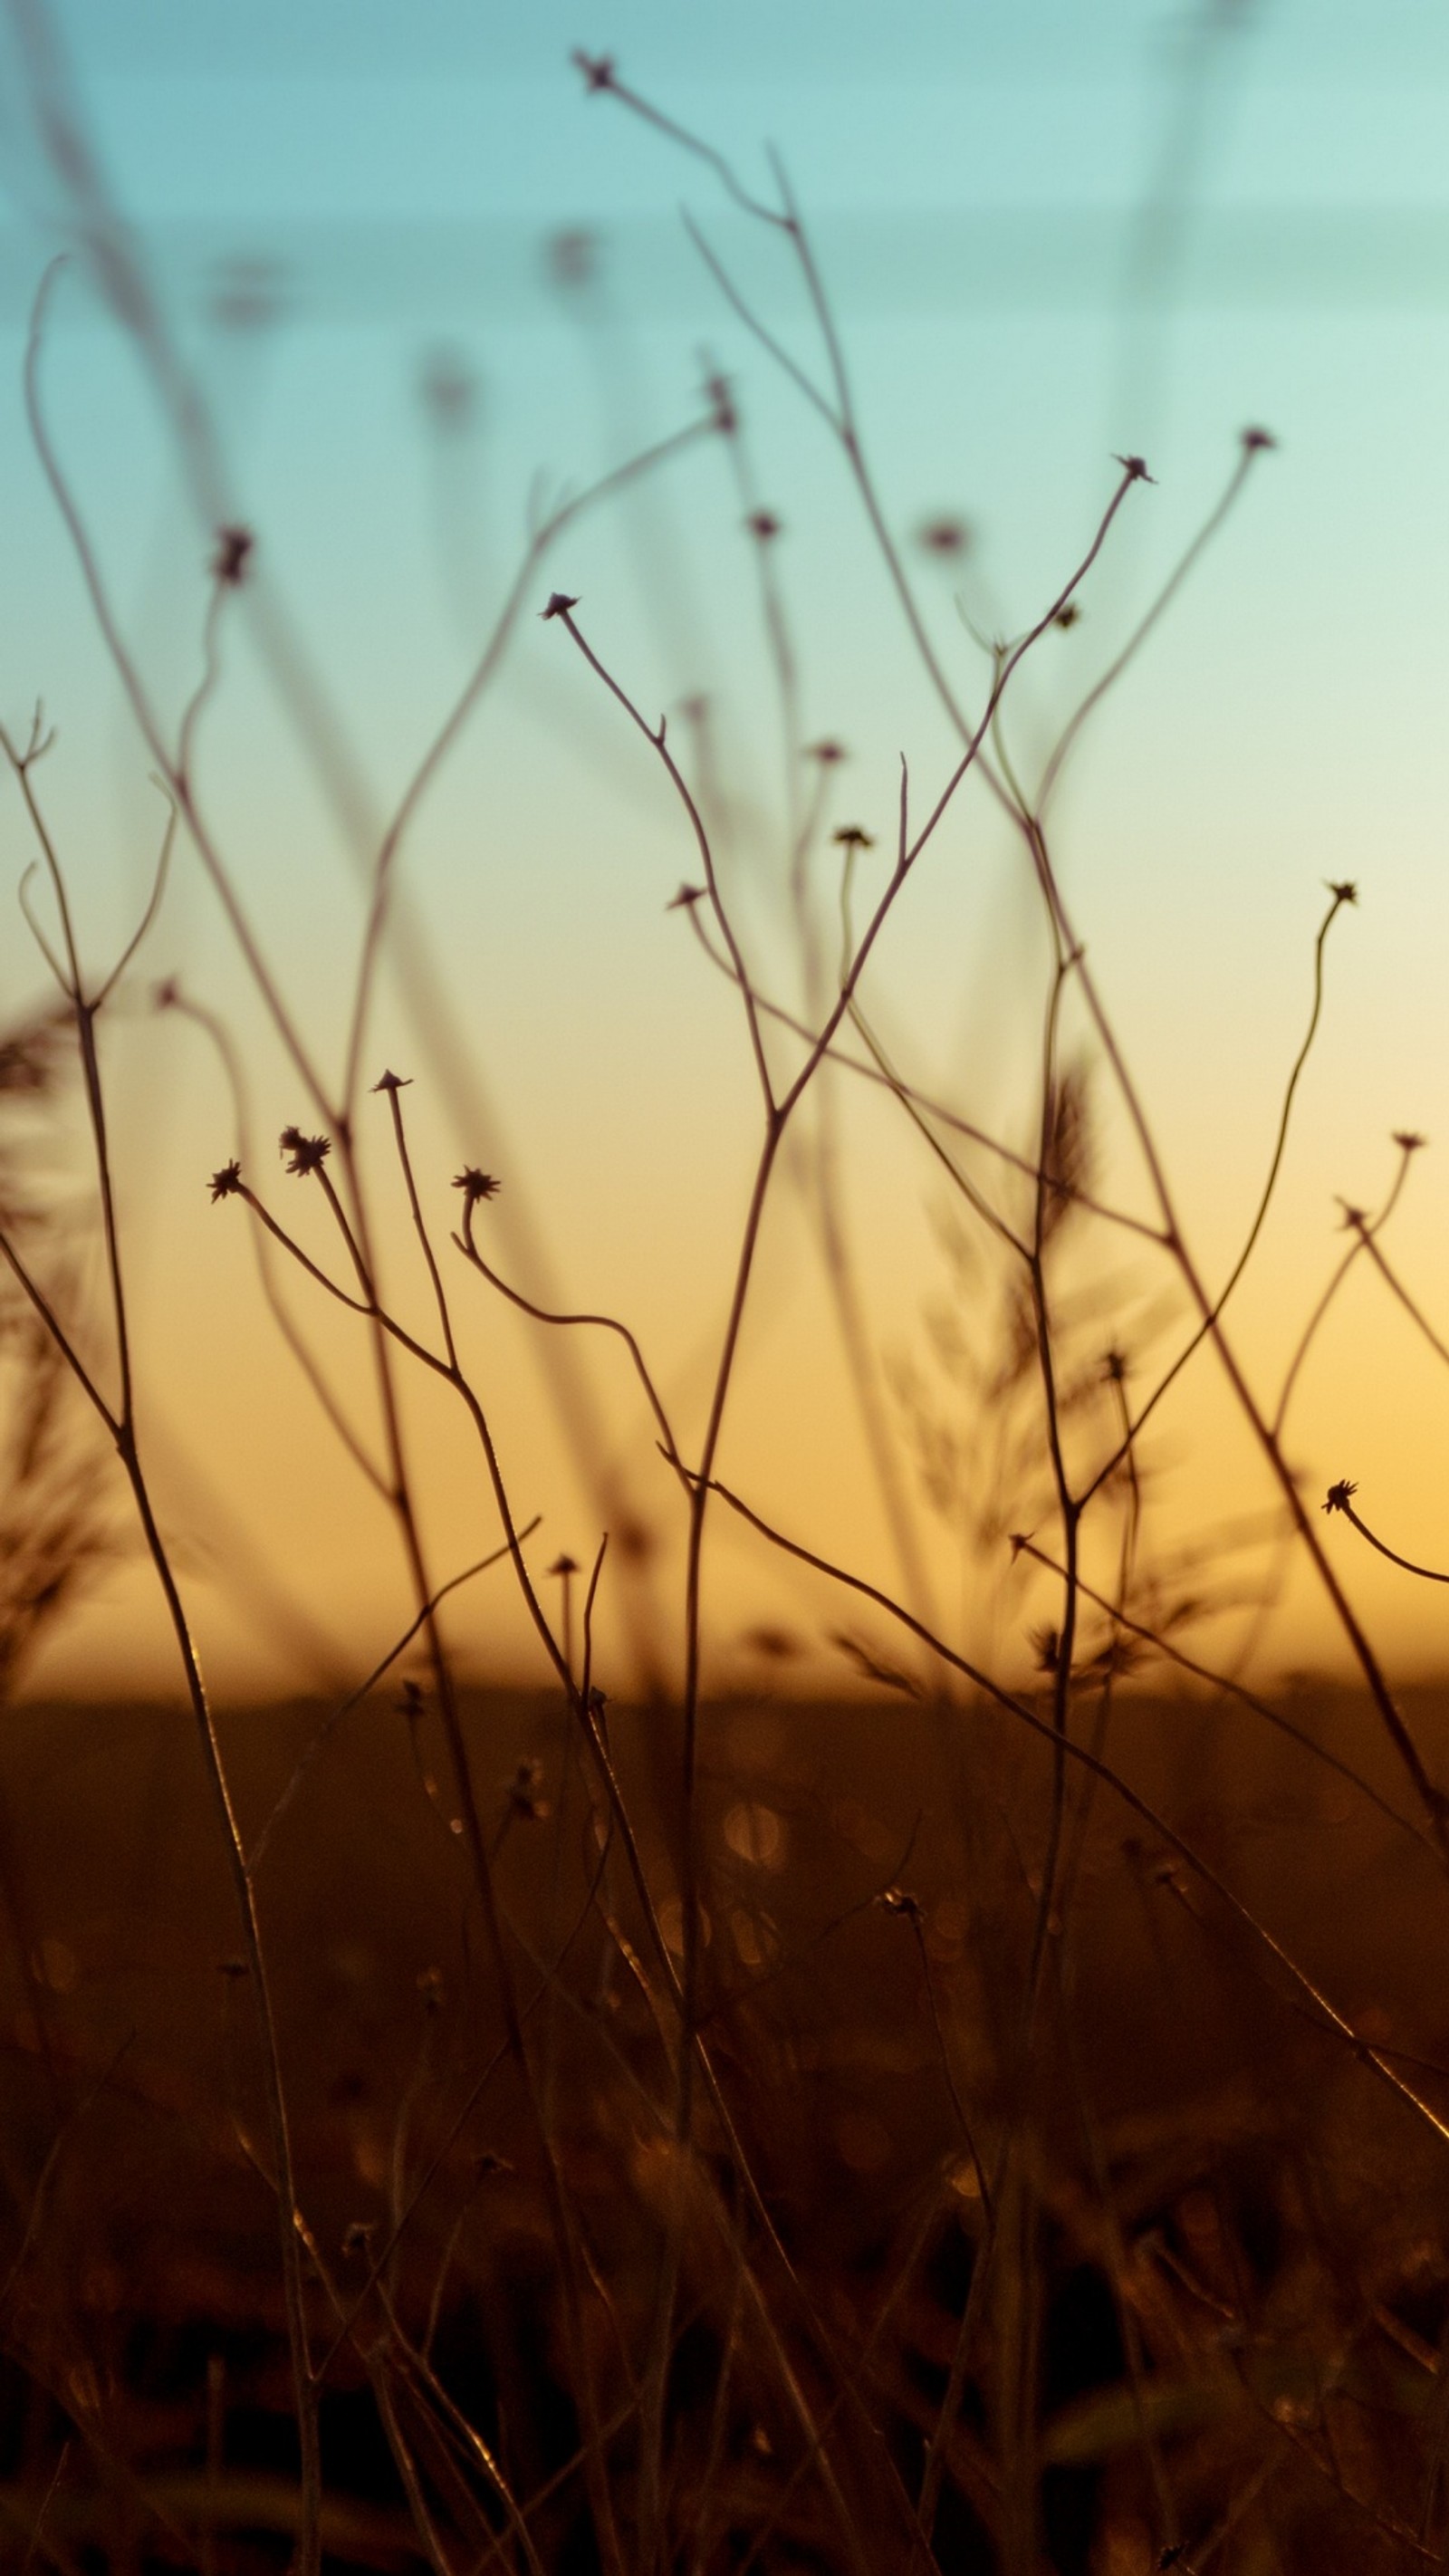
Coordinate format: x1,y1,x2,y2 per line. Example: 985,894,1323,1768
596,73,1428,1874
1019,954,1083,2038
1009,800,1447,1837
24,265,331,1116
686,905,1166,1247
249,1525,541,1872
1056,1364,1143,1933
456,1223,687,1481
340,405,720,1118
1036,436,1266,810
168,990,389,1495
369,2362,457,2576
553,485,1137,2548
1080,881,1355,1503
0,747,322,2574
1012,1535,1434,1853
705,1475,1449,2151
1271,1139,1416,1437
725,425,938,1624
343,1103,627,2576
1326,1489,1449,1586
1349,1218,1449,1374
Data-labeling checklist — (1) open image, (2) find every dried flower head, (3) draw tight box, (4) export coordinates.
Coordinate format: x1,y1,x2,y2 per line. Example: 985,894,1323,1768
832,824,875,851
573,48,616,91
1029,1622,1061,1673
212,524,254,587
1327,879,1358,906
1393,1129,1427,1154
808,737,846,765
877,1885,922,1919
208,1159,243,1203
540,591,580,621
453,1167,501,1206
280,1126,331,1177
1241,426,1277,453
667,882,705,911
1323,1478,1358,1515
1114,454,1156,484
704,370,737,437
548,1552,581,1578
371,1068,411,1094
1054,601,1082,630
916,515,970,557
745,509,782,542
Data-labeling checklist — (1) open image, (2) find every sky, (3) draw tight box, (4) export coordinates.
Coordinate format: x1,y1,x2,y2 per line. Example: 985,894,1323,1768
3,0,1449,1706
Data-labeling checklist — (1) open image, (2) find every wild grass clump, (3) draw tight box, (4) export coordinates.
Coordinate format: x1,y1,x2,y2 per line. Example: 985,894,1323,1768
4,43,1449,2576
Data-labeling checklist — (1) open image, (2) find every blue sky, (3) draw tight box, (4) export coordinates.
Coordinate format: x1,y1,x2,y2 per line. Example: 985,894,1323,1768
5,0,1449,1693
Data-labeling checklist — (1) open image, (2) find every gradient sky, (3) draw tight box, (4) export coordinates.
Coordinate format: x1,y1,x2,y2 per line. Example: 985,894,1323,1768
3,0,1449,1702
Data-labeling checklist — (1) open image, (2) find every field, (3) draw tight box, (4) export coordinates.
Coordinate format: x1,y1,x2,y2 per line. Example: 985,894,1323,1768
4,7,1449,2571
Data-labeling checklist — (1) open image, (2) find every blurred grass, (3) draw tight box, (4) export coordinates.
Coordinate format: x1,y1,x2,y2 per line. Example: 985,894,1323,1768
4,1681,1449,2569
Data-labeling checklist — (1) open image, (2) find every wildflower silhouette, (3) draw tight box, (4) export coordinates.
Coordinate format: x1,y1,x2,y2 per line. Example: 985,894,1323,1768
573,48,616,91
211,524,254,587
280,1128,331,1177
208,1159,243,1202
453,1168,501,1207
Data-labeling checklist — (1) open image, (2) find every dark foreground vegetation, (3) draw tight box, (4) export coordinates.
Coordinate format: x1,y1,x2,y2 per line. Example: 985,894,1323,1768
4,1683,1449,2571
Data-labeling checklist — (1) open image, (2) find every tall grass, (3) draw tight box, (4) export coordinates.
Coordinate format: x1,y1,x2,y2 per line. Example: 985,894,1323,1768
2,35,1449,2576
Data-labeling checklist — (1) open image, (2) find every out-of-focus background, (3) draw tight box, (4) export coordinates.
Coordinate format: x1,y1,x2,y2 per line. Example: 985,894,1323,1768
2,0,1449,1700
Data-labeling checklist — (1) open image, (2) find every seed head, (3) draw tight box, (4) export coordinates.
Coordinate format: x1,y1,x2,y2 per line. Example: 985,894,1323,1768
540,591,580,621
280,1126,331,1177
212,524,254,587
573,48,616,91
1393,1129,1427,1154
372,1067,411,1094
832,824,875,851
453,1167,501,1206
916,515,970,557
208,1158,243,1203
667,882,705,911
1327,879,1358,907
704,370,737,437
1322,1478,1358,1515
1114,454,1156,484
745,508,782,542
1241,426,1277,453
808,738,846,765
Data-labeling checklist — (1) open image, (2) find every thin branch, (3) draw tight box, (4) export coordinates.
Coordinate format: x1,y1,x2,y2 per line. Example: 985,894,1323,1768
1323,1481,1449,1586
248,1523,541,1872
